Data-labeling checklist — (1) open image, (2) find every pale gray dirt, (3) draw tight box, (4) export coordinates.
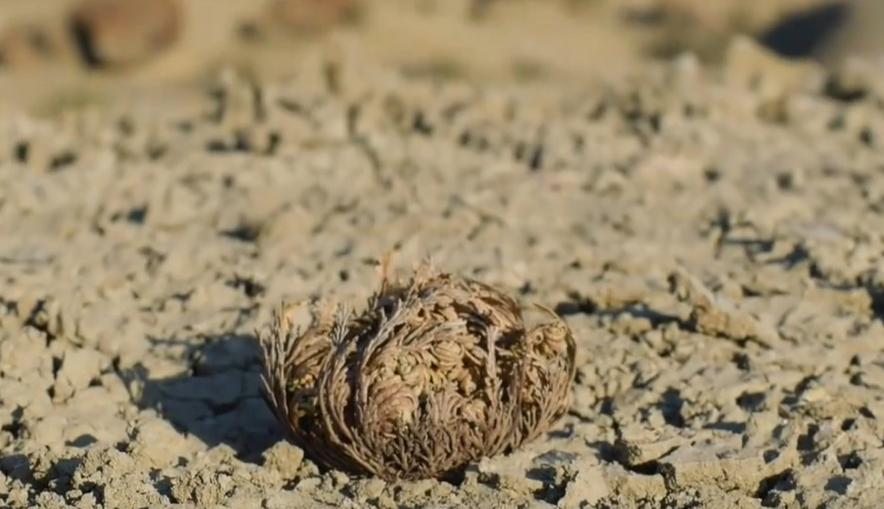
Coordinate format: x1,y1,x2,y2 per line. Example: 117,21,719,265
3,43,884,509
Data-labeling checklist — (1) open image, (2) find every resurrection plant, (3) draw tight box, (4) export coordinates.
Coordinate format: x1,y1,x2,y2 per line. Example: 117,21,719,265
258,259,577,481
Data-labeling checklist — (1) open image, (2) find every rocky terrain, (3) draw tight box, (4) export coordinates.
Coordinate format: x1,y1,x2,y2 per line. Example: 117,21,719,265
1,1,884,509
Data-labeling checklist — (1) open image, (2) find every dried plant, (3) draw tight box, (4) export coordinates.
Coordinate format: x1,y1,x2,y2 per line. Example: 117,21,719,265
258,259,576,481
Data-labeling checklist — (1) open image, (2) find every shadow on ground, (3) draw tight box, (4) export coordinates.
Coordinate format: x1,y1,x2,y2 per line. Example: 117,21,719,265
126,332,285,463
760,2,850,58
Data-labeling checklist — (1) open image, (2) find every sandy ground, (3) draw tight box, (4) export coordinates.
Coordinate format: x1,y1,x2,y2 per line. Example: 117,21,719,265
3,2,884,509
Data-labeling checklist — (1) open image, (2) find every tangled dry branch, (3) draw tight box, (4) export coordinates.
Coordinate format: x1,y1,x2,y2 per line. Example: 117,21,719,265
258,260,577,481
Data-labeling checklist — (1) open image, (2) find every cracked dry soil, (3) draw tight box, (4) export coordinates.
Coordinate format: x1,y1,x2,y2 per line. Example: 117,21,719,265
3,47,884,509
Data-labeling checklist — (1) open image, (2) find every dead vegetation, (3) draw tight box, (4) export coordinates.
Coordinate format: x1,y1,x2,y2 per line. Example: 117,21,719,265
258,258,577,481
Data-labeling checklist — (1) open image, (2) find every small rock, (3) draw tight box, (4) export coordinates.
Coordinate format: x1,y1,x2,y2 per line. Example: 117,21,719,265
328,469,349,488
171,465,234,507
558,465,608,509
52,346,108,403
294,476,321,492
262,441,305,480
126,415,201,470
263,490,311,509
0,25,70,71
67,0,182,69
6,486,29,508
345,477,386,502
34,491,70,509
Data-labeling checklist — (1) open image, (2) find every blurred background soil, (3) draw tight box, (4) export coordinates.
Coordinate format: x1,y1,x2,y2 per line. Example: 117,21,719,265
0,0,881,115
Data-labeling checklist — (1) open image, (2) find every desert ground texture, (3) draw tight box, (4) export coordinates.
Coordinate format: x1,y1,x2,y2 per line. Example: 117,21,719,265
3,1,884,508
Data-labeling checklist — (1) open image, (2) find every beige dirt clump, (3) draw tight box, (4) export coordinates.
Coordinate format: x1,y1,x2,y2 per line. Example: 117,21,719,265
258,259,577,481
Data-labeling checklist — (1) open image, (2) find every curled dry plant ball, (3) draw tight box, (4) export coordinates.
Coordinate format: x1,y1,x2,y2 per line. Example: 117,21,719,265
258,261,577,481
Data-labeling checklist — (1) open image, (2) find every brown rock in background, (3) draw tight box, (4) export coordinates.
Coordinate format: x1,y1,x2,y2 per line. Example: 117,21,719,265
68,0,183,69
265,0,362,35
0,25,66,71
